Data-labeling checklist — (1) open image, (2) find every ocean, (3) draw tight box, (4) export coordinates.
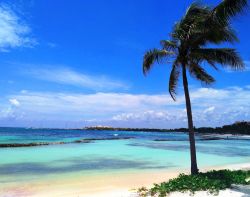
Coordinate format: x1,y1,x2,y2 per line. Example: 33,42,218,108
0,127,249,195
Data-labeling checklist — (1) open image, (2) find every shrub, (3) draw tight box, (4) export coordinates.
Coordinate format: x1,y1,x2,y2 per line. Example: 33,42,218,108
137,170,250,197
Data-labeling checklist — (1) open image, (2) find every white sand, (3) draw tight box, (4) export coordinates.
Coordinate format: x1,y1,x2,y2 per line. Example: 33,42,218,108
86,163,250,197
168,189,248,197
59,188,249,197
2,163,250,197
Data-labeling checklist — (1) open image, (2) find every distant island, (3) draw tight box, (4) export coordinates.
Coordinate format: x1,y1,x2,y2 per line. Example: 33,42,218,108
84,121,250,135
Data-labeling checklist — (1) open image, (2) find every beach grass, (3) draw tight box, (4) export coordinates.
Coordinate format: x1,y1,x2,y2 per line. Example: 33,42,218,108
137,169,250,197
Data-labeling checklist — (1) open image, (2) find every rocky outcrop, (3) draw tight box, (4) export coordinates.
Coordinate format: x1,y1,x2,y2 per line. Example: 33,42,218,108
0,137,134,148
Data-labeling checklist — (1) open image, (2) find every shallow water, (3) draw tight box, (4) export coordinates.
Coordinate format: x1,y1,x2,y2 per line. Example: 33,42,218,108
0,128,249,191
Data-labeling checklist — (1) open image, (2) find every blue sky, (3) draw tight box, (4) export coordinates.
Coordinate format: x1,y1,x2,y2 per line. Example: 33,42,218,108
0,0,250,128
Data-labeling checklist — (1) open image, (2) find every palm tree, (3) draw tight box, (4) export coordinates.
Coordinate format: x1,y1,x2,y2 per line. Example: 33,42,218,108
143,0,247,175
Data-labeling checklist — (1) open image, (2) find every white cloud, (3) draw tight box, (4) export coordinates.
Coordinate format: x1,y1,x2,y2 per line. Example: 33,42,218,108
6,92,175,116
1,86,250,128
245,85,250,89
20,89,28,94
24,67,129,91
0,4,36,51
9,98,20,106
113,111,169,121
203,106,215,114
0,98,21,121
112,110,187,123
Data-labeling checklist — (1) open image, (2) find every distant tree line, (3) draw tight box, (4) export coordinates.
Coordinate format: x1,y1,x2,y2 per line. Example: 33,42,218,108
85,121,250,135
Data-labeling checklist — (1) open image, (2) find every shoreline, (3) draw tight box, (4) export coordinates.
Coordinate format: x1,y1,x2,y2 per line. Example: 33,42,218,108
2,162,250,197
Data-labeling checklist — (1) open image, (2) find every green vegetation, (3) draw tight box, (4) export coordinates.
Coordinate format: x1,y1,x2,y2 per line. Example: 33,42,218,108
195,121,250,135
84,121,250,135
137,170,250,197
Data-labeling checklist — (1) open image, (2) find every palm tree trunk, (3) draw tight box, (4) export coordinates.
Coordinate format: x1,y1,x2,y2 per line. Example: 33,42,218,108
182,64,199,175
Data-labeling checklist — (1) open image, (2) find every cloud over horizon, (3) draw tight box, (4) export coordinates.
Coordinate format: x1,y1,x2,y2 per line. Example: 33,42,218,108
1,86,250,128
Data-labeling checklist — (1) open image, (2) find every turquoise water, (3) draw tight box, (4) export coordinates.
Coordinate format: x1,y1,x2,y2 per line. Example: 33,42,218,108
0,128,250,188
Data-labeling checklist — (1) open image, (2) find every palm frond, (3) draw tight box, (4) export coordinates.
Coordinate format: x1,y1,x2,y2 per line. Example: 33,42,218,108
208,25,238,43
182,2,211,26
206,59,219,70
190,48,244,70
213,0,248,24
172,3,211,42
143,49,173,75
173,1,243,47
188,63,215,84
169,62,180,101
190,24,238,47
160,40,177,51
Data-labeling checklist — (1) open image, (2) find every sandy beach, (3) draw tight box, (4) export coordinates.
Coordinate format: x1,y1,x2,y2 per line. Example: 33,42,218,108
2,162,249,197
2,170,181,197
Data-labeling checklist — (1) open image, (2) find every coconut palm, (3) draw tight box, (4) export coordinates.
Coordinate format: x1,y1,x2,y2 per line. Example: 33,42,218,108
143,0,247,175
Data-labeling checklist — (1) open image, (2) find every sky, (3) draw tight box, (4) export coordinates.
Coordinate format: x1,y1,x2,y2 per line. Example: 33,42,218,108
0,0,249,128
